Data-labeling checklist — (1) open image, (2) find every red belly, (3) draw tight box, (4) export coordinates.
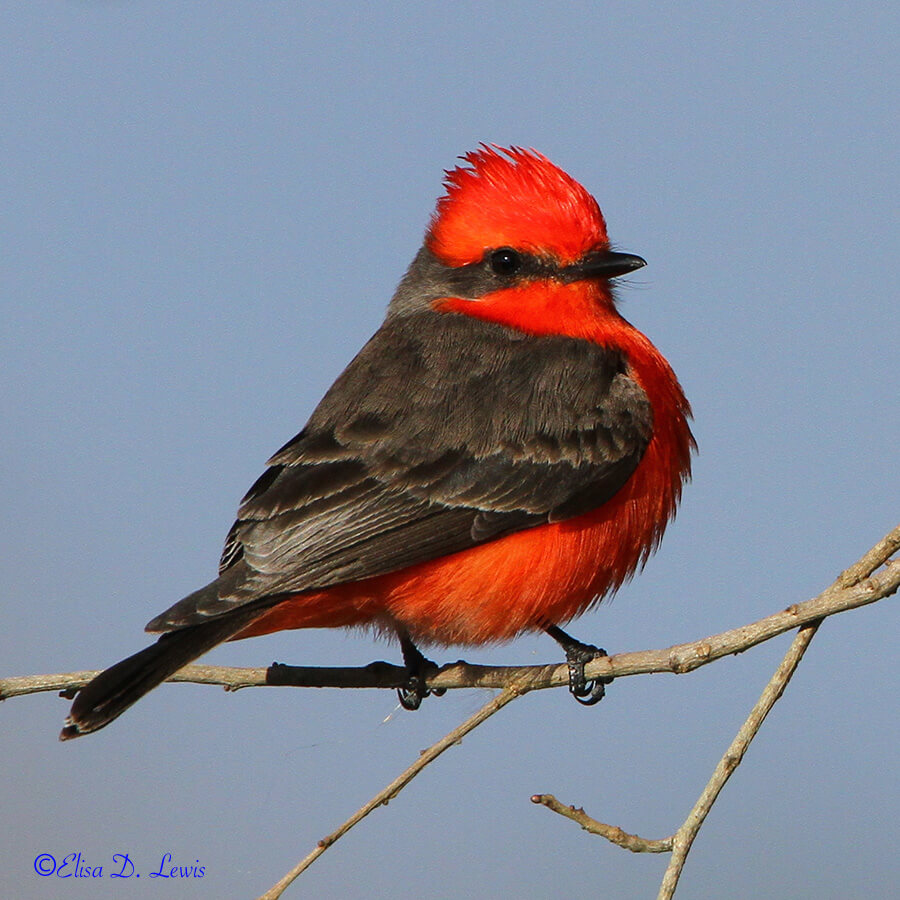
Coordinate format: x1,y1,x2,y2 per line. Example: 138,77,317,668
234,438,675,646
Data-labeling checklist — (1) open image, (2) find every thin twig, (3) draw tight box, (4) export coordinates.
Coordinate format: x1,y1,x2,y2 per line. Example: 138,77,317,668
3,523,896,704
654,525,899,897
257,526,896,898
529,624,821,873
528,527,897,898
256,683,525,900
656,620,820,899
530,794,672,852
836,526,900,588
2,526,895,900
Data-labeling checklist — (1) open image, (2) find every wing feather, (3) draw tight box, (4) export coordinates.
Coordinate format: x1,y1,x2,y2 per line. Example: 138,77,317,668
150,311,652,631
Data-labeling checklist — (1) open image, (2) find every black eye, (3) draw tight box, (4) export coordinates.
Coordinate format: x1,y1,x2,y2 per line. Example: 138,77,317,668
489,247,522,277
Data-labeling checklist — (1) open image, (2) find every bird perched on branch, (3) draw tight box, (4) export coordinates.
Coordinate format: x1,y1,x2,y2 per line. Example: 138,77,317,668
62,145,694,740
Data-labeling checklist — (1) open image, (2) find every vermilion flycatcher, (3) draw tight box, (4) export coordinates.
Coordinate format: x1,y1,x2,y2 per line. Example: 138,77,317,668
62,146,694,739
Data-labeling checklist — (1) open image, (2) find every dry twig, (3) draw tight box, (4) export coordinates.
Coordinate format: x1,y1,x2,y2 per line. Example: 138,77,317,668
3,524,897,703
529,794,673,853
530,524,897,899
1,524,896,899
532,622,821,896
656,620,820,898
256,684,525,900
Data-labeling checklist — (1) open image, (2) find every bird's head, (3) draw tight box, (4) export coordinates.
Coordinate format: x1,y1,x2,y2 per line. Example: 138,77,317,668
389,145,645,339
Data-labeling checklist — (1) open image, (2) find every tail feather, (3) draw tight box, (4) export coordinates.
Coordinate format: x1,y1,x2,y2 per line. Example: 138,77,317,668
60,606,262,740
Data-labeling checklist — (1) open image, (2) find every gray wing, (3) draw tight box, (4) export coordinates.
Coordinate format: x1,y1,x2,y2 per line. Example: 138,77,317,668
148,312,652,631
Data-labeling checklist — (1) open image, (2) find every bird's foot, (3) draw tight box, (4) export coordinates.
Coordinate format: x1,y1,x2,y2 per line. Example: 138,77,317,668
397,631,445,710
545,624,613,706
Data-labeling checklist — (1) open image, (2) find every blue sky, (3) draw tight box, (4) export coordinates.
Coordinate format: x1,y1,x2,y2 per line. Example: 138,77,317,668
2,3,897,898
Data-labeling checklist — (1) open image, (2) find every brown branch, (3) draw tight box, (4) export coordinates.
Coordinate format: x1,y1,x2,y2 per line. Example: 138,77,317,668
530,794,673,853
836,526,900,588
3,524,896,704
529,623,822,894
1,524,895,900
255,525,896,896
530,525,897,899
656,620,820,899
256,683,525,900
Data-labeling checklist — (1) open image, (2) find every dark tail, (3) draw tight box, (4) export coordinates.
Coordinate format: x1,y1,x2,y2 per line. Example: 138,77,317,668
60,606,262,741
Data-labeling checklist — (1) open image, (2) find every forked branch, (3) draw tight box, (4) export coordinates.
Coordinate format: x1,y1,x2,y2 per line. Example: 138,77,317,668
531,524,897,900
1,524,896,900
254,524,896,898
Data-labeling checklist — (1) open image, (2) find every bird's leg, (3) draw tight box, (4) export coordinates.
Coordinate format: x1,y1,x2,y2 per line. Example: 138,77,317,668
396,629,445,710
545,624,613,706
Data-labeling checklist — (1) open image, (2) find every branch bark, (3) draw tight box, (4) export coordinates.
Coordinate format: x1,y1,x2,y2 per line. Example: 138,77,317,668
3,524,896,703
533,621,822,894
656,620,820,899
530,794,674,853
530,524,897,899
256,684,525,900
1,524,896,900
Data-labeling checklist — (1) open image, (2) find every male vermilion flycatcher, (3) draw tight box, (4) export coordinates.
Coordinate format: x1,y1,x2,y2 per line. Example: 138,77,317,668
62,145,694,739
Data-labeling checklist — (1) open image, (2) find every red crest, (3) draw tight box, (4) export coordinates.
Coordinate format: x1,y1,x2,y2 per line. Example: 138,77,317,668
427,145,608,266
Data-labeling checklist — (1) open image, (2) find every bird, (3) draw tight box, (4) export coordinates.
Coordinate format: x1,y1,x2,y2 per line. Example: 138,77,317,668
61,145,694,740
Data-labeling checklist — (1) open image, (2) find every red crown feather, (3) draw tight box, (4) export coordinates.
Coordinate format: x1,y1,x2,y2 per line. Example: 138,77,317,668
427,145,608,267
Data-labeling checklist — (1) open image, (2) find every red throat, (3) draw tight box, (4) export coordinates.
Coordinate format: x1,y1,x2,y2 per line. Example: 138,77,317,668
433,279,619,342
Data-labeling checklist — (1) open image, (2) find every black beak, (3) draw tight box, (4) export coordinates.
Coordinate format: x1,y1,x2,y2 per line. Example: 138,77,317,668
566,250,647,281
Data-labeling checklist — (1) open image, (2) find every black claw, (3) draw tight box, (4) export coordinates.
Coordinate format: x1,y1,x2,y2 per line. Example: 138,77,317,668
397,678,426,710
545,624,613,706
571,674,608,706
397,631,442,710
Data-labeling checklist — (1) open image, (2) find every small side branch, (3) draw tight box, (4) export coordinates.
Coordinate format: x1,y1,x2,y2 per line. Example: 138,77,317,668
530,622,821,893
656,620,820,899
1,525,895,900
531,525,896,900
530,794,673,853
256,683,526,900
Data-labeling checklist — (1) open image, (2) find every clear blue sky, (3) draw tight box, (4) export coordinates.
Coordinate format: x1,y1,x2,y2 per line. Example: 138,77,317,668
2,3,897,898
